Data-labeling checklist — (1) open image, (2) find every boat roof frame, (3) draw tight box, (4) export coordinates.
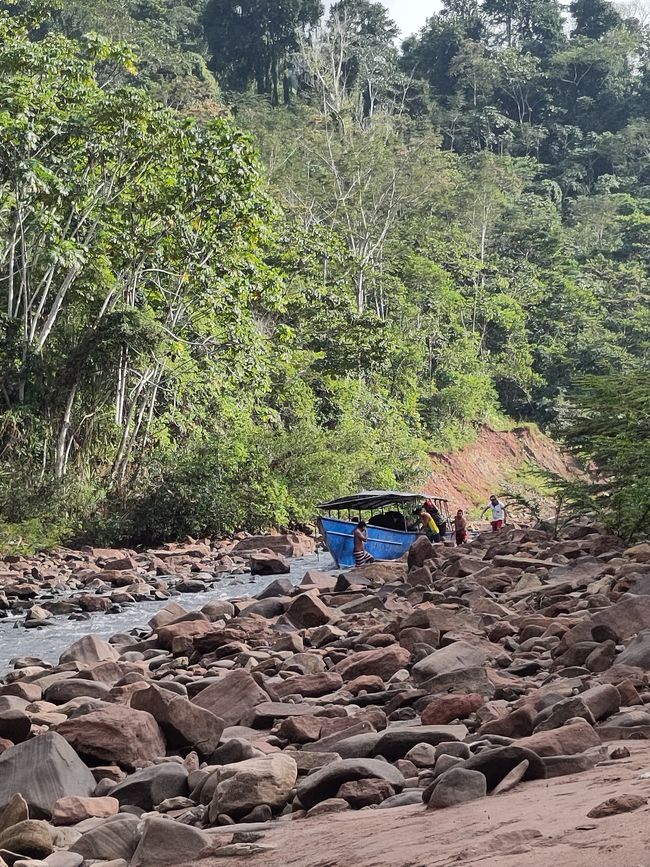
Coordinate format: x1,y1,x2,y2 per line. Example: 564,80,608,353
318,490,448,512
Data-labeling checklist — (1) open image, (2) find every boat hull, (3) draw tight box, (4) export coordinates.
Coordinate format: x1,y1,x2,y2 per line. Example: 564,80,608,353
319,517,419,568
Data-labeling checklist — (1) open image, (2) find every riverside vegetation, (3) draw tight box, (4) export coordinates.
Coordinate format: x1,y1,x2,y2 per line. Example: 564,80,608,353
0,0,649,549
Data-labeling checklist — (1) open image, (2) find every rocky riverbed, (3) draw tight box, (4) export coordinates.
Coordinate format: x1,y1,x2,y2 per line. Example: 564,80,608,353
1,522,650,866
0,536,324,673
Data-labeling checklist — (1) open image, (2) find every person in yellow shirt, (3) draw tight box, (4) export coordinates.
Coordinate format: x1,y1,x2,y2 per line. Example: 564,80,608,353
417,507,440,542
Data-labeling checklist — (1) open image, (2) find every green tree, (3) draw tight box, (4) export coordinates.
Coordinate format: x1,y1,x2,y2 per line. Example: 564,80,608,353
569,0,623,38
560,374,650,541
203,0,322,104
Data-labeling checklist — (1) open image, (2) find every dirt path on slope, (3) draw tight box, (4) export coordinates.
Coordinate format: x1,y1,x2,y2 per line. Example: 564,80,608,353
193,742,650,867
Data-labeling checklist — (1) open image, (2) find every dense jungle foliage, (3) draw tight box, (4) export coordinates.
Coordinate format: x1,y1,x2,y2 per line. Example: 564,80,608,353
0,0,648,545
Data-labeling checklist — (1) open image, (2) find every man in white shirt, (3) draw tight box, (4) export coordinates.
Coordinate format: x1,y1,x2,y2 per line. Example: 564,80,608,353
481,495,507,532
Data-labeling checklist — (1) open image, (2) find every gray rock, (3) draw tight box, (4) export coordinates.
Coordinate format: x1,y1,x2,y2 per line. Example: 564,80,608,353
69,814,140,862
43,852,84,867
534,696,595,732
432,755,464,777
412,642,486,684
44,680,110,704
461,745,546,791
579,684,620,721
130,816,209,867
370,727,461,761
108,764,189,811
208,754,298,822
379,791,424,808
405,743,438,767
59,635,119,666
0,733,95,818
616,629,650,668
295,759,405,811
426,768,487,809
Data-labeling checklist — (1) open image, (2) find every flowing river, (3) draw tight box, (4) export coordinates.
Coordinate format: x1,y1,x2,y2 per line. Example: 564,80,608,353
0,552,331,675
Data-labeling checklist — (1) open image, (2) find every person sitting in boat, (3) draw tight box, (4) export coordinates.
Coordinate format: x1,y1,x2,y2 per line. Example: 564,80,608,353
416,507,440,542
353,520,375,566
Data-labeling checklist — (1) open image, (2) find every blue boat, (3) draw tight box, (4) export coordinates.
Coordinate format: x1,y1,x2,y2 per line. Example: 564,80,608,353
318,490,450,569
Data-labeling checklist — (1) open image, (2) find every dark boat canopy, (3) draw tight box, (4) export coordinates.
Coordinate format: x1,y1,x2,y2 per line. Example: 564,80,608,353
318,490,448,512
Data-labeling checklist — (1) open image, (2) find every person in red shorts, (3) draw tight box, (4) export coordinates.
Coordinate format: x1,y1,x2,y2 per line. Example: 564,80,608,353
454,509,468,545
481,494,507,531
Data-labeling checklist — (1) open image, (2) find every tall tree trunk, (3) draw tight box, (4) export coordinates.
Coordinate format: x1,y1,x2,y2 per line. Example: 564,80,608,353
54,381,78,480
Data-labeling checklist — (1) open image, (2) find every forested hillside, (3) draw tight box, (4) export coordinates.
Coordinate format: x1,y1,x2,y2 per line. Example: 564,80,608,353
0,0,648,546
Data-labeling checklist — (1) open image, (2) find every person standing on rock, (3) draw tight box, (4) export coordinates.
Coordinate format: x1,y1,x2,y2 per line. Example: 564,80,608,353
481,494,507,531
417,507,441,543
353,520,375,566
424,498,447,540
454,509,468,545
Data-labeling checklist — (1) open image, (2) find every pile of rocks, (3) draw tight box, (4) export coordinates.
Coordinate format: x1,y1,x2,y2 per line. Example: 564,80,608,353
1,522,650,864
0,533,315,624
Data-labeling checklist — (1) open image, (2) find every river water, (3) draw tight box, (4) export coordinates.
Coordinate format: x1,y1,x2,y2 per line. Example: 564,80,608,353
0,552,332,676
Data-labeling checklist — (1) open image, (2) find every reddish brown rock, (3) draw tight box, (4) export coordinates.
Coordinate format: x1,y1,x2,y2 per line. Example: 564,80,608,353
155,619,216,651
275,716,323,744
52,796,119,825
407,536,436,570
130,684,224,755
421,694,483,726
334,646,410,682
587,794,646,818
337,778,395,808
515,719,601,758
192,670,268,726
274,672,343,699
287,592,333,629
346,676,385,695
57,705,166,769
478,706,536,739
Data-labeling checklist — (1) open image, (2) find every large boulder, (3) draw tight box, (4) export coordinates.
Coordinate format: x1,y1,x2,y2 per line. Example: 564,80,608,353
233,534,315,558
412,641,486,684
130,684,224,755
192,670,268,726
57,705,165,769
274,672,343,699
108,763,188,811
295,759,405,811
0,819,53,859
407,536,436,570
421,694,483,725
155,619,217,651
461,745,546,791
515,719,601,757
0,732,95,818
334,646,410,682
425,768,487,809
208,754,298,822
131,816,210,867
617,629,650,669
59,635,119,666
370,727,460,761
286,592,333,629
70,813,140,862
249,551,291,575
44,679,111,704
